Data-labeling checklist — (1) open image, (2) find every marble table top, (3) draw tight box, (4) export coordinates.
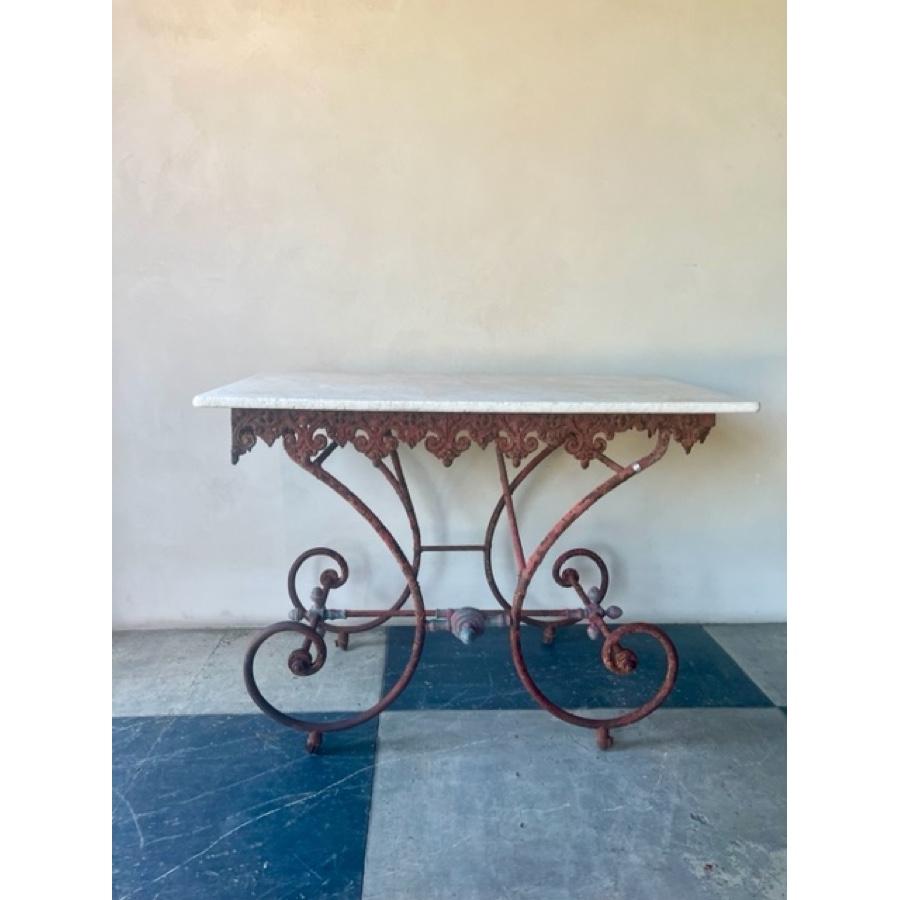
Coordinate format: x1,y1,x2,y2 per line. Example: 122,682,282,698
193,373,758,415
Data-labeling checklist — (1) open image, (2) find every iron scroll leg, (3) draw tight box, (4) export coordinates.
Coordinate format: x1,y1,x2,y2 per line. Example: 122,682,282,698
324,449,423,641
503,432,680,749
243,442,426,753
283,449,422,654
484,445,582,634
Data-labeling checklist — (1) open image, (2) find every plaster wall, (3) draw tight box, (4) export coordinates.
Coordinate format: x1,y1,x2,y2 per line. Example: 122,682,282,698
113,0,785,627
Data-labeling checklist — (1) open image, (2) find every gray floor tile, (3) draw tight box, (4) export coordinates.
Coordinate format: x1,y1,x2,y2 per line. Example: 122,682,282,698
189,627,388,714
113,627,388,716
363,708,786,900
704,624,786,706
112,630,224,716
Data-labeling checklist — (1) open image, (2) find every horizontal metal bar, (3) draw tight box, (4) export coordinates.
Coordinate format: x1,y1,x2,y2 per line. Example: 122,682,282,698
324,607,586,621
419,544,487,553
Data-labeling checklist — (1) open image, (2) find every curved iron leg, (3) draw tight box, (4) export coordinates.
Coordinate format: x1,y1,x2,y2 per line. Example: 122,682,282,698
484,445,581,630
507,433,679,747
284,449,423,650
322,449,423,639
244,442,426,751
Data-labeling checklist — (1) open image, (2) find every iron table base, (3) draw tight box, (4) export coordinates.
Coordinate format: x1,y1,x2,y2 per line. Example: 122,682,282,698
233,409,712,753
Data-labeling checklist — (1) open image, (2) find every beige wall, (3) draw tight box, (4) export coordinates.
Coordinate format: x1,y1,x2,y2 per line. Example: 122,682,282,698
113,0,785,627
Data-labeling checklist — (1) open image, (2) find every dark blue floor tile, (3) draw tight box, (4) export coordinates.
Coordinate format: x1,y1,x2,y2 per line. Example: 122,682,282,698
382,624,773,711
112,714,377,900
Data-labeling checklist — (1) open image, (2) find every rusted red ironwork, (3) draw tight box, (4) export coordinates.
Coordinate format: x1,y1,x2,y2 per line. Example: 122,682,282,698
236,409,705,752
231,408,715,466
506,434,679,749
325,607,586,622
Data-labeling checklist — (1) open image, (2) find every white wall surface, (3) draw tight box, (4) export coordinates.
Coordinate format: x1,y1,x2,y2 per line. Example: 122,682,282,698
113,0,785,628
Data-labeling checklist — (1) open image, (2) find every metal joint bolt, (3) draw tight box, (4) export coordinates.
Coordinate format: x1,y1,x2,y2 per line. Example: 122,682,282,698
449,607,487,645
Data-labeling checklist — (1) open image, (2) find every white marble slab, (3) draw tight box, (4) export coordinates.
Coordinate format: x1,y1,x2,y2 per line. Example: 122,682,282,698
193,372,758,414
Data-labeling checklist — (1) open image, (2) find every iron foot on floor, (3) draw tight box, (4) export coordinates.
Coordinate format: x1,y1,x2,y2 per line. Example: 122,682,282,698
596,726,614,751
335,631,349,651
306,731,322,754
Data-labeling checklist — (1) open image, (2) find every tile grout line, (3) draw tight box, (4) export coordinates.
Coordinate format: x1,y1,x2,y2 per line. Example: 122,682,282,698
701,624,782,707
184,631,231,711
114,626,779,723
358,712,381,900
116,632,230,800
113,630,230,720
358,624,392,900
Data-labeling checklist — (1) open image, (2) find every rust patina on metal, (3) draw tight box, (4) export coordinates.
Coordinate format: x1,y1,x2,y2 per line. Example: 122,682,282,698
234,409,713,753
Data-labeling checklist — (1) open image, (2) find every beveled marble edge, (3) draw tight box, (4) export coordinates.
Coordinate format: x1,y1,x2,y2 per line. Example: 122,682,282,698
193,372,759,414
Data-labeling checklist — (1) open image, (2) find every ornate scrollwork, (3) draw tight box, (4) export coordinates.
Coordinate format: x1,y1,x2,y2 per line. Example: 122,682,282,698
547,549,668,690
493,416,543,467
511,550,679,749
287,628,327,676
596,623,677,708
231,409,299,463
552,548,610,600
230,400,694,752
287,547,349,618
503,431,680,748
422,414,475,466
231,409,715,467
243,436,429,753
243,620,329,721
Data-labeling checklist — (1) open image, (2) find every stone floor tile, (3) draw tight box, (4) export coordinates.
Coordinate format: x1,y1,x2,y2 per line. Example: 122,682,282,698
704,624,786,706
363,708,785,900
383,625,772,711
112,630,224,716
189,627,388,715
113,714,377,899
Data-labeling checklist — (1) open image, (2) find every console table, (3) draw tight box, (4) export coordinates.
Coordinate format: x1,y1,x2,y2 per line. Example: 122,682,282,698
194,373,757,753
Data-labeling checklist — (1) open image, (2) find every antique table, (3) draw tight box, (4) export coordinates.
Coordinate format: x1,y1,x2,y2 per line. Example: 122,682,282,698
194,373,757,753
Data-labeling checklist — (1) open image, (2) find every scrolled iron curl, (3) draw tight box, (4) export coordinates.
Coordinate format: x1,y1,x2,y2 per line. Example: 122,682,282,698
286,628,328,677
287,547,349,617
597,623,677,713
549,548,640,675
511,576,677,730
550,547,610,603
243,621,329,727
286,542,417,636
510,614,677,732
243,440,428,744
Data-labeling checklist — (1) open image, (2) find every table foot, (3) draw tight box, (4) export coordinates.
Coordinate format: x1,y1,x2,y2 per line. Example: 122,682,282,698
596,726,614,751
542,624,557,645
335,631,350,651
305,731,322,754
